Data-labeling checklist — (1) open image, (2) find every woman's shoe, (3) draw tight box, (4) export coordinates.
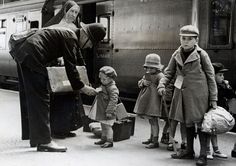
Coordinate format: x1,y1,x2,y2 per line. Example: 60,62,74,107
167,143,174,151
213,150,227,158
171,150,195,159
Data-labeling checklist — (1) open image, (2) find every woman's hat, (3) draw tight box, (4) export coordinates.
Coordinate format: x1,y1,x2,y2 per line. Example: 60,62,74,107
80,22,106,45
99,66,117,78
143,53,164,70
179,25,199,37
212,63,228,74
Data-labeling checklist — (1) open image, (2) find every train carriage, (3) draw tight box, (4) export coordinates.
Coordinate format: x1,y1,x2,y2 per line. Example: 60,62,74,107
0,0,235,105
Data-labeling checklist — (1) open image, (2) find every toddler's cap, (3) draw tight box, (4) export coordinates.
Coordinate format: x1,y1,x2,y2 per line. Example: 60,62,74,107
99,66,117,78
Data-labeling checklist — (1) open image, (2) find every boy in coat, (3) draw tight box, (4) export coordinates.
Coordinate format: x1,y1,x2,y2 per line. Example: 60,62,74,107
158,25,217,166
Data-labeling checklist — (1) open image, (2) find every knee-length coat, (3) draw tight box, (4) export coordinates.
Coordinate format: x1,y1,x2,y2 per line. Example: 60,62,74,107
158,45,217,127
134,72,165,117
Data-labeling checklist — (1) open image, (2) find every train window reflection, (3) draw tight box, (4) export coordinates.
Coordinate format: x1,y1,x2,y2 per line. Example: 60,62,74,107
208,0,235,49
97,15,110,43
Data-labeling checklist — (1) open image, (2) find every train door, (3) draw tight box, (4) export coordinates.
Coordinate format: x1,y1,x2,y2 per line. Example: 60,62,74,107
94,1,114,86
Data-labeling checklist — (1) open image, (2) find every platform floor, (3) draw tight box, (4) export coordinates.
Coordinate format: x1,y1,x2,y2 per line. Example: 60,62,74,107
0,89,235,166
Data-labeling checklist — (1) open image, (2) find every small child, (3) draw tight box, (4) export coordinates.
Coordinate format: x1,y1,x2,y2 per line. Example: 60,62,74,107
93,66,119,148
134,53,165,149
206,62,235,159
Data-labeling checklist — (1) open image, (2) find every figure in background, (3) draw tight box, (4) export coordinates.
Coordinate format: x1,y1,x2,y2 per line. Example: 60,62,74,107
93,66,119,148
158,25,217,166
11,22,106,152
206,62,235,159
134,53,165,149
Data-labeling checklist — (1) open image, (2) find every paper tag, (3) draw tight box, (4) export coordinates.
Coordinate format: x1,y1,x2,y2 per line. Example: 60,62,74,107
174,75,184,89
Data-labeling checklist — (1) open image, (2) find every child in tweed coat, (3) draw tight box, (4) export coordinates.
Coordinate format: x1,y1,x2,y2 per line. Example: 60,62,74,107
93,66,119,148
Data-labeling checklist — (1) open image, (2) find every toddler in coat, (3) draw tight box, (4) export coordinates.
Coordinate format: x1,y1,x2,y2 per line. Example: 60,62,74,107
93,66,119,148
134,53,165,149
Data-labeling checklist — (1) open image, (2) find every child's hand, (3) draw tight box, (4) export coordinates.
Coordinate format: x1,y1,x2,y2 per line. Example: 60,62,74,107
158,87,166,96
95,87,102,93
106,113,113,119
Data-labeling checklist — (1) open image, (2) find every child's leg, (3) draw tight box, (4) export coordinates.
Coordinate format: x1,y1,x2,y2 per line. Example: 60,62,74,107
146,118,159,149
101,124,113,148
94,123,106,145
206,135,213,160
161,119,170,144
142,119,153,144
180,123,187,149
211,134,227,158
167,120,178,151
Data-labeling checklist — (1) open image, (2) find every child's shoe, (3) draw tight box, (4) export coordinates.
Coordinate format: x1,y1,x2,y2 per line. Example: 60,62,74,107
94,139,106,145
142,139,152,145
146,137,159,149
101,142,113,148
213,150,227,158
206,151,213,160
161,133,169,144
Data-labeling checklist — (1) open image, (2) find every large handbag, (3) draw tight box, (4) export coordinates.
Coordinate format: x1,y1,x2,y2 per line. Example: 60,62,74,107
47,66,89,93
201,106,235,134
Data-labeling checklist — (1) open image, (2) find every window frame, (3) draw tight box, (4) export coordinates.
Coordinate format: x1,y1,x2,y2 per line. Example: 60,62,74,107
97,13,111,44
207,0,235,49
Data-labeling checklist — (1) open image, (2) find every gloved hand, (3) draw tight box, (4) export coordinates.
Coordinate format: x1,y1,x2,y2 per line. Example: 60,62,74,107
80,85,97,96
106,113,113,119
209,100,217,109
157,87,166,96
143,80,151,87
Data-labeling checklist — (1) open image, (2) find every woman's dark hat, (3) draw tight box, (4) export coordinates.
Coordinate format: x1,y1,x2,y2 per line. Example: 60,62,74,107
212,63,228,74
80,22,106,45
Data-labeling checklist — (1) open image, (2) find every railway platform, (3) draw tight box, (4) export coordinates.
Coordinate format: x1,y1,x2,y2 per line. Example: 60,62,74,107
0,89,235,166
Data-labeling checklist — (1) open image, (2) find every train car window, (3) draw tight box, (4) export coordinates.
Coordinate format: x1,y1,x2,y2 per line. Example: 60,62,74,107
30,21,39,29
97,15,110,43
0,19,6,49
208,0,235,49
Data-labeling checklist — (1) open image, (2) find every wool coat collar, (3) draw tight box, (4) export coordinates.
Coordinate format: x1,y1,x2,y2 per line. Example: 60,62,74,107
174,45,202,66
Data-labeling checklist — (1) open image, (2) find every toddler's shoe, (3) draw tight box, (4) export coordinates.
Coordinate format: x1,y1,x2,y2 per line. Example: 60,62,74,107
94,139,106,145
142,139,152,145
101,142,113,148
145,142,159,149
213,150,227,158
206,151,213,160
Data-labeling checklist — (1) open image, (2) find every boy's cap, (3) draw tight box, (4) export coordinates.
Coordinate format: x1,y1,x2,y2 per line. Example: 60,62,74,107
99,66,117,78
179,25,199,36
80,22,106,45
143,53,164,70
212,63,228,74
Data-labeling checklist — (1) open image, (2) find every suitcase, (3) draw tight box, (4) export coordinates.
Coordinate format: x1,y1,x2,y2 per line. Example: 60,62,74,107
113,119,133,142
